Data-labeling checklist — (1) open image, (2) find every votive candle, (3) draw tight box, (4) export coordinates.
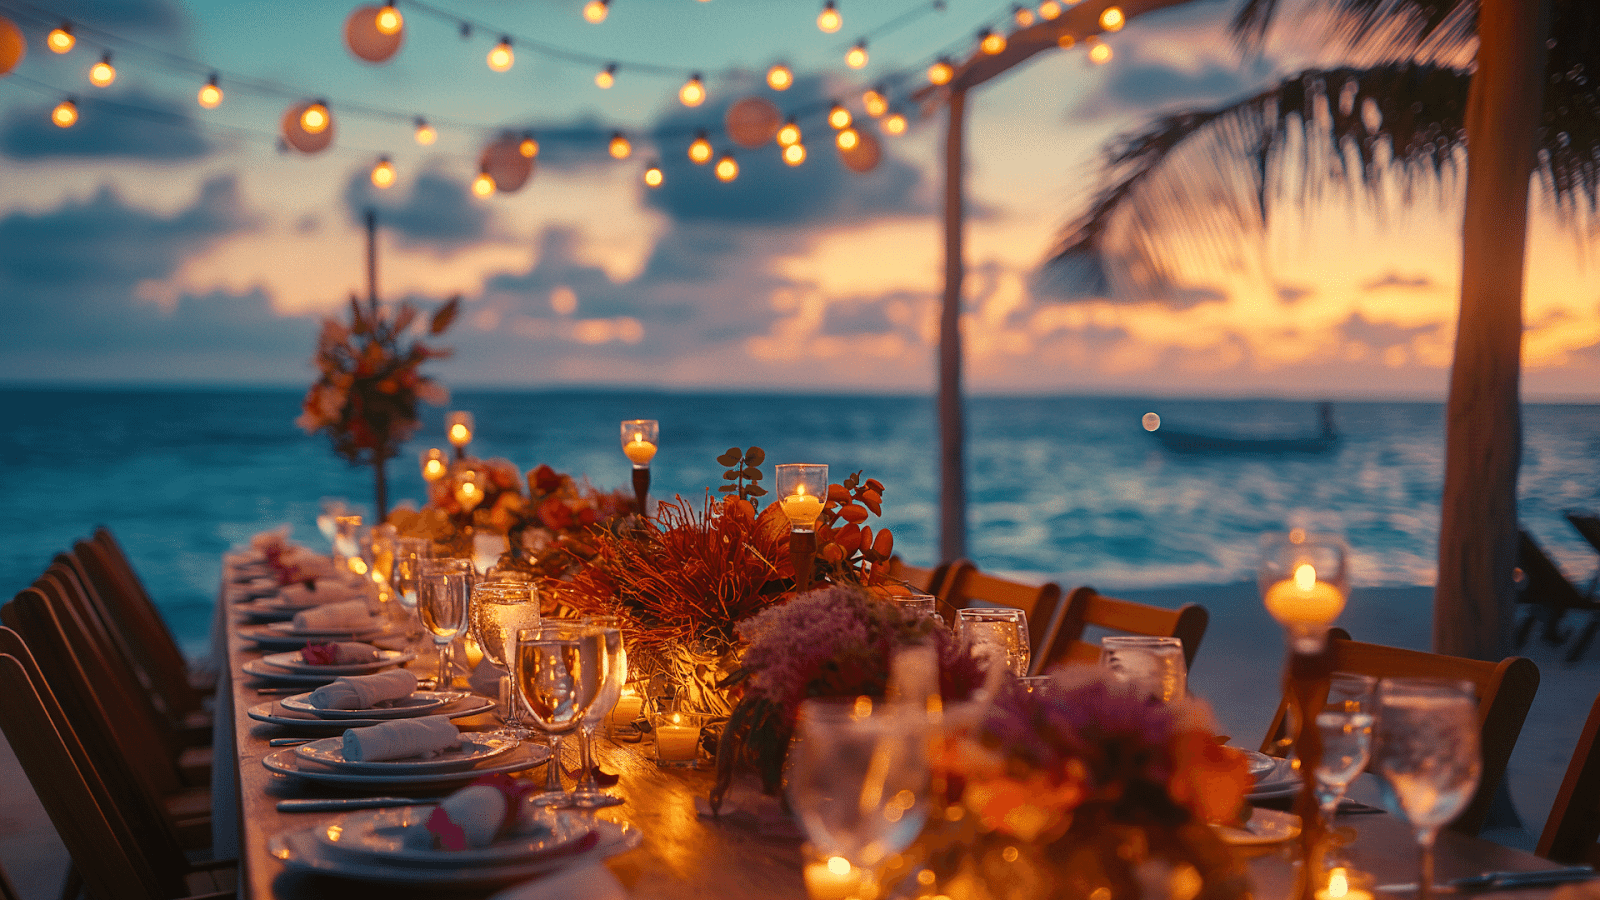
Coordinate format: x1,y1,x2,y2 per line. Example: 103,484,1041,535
1263,563,1346,627
655,714,701,763
803,856,864,900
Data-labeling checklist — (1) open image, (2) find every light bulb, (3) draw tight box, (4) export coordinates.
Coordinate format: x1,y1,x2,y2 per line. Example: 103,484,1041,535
596,63,616,88
609,132,631,159
47,24,74,53
1038,0,1062,19
688,132,712,164
376,3,403,35
776,120,800,146
89,54,116,87
766,63,792,90
883,112,907,135
714,153,738,182
862,88,887,117
51,98,77,128
980,30,1007,55
487,37,513,72
584,0,609,23
927,58,954,85
817,1,841,33
783,142,806,166
1099,6,1124,31
471,172,495,197
835,127,858,150
197,75,222,109
1014,4,1035,26
300,102,329,134
414,118,436,145
519,134,539,158
1088,38,1112,63
643,162,663,187
845,42,868,69
1057,33,1076,48
679,73,705,107
828,104,851,130
371,157,396,188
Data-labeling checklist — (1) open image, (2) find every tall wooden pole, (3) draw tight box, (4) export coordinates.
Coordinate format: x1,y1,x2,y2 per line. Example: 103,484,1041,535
939,89,969,564
1435,0,1551,659
365,207,390,521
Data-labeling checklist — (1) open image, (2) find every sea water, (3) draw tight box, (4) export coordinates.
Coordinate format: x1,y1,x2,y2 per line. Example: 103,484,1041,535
2,388,1596,656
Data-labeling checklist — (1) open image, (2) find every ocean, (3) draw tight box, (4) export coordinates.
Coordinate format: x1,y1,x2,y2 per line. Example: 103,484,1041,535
3,387,1597,657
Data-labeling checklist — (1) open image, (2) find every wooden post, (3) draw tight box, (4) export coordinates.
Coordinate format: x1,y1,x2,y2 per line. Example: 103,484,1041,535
938,88,969,564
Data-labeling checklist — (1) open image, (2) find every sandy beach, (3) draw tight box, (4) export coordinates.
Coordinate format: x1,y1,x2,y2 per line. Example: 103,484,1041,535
3,581,1595,899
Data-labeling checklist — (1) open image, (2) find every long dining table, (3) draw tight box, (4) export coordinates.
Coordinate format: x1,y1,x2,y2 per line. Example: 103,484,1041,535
213,557,1578,900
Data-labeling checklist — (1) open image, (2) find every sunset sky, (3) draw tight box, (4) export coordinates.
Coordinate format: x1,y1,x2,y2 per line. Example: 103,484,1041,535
1,0,1596,400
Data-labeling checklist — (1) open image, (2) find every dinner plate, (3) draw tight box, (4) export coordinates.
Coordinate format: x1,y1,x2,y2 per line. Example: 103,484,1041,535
1214,808,1301,846
315,805,591,867
262,649,412,675
241,659,343,685
1240,749,1278,777
239,624,393,650
269,818,638,887
267,619,388,638
246,695,495,731
1247,758,1302,800
280,691,452,719
262,742,549,787
294,734,517,774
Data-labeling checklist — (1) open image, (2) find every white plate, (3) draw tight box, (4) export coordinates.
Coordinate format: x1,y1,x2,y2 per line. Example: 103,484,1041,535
262,649,412,675
315,805,591,867
262,742,549,787
241,659,342,685
280,691,452,719
268,619,387,638
247,695,495,731
1214,808,1301,845
270,818,638,887
239,624,393,650
1240,749,1278,777
294,734,517,774
1247,758,1302,800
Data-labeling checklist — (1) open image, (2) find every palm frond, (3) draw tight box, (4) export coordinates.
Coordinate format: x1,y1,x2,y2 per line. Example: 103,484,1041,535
1232,0,1476,64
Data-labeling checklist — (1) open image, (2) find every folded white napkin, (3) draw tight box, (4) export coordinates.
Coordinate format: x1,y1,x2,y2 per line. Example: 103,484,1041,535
490,864,628,900
300,641,380,666
279,582,362,608
341,714,459,762
292,599,378,632
308,669,417,710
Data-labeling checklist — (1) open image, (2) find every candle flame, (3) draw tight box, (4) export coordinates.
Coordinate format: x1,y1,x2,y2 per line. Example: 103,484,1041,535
827,856,852,875
1328,868,1349,898
1294,563,1317,591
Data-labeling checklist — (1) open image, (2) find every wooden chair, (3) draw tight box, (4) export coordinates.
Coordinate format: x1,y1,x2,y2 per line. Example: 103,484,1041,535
0,628,233,900
1040,585,1210,671
1256,635,1540,837
937,560,1064,674
1536,689,1600,866
884,556,950,597
1515,529,1600,662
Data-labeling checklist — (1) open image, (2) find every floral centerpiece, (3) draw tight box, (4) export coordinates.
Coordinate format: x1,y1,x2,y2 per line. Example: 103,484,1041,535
297,294,457,519
910,669,1253,900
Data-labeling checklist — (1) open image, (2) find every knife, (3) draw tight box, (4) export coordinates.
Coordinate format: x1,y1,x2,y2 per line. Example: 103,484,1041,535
1378,866,1596,893
276,796,442,813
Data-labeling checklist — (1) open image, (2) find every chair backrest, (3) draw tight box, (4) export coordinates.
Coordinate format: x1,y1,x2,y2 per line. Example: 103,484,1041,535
1537,690,1600,865
884,556,948,597
1256,635,1539,837
937,561,1064,673
1041,585,1210,670
1518,530,1596,612
0,629,185,900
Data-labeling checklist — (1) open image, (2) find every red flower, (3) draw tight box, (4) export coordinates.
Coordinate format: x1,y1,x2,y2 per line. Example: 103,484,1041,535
538,497,575,530
530,464,564,495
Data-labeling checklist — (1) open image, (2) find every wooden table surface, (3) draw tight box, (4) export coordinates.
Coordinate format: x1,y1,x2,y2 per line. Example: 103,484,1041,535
216,564,1569,900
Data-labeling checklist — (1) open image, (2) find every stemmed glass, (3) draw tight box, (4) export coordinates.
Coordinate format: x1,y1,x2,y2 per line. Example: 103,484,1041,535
571,616,626,808
316,498,347,553
787,696,931,898
1099,635,1187,702
1372,678,1481,900
1314,673,1377,848
956,607,1030,677
516,623,606,807
470,580,541,739
417,557,473,690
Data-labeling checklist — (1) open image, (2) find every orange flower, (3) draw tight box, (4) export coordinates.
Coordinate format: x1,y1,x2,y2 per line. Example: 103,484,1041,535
1167,732,1251,824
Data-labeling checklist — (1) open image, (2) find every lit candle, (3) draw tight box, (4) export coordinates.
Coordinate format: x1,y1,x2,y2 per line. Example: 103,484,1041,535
619,419,660,470
654,713,701,763
803,856,864,900
420,448,447,482
1315,868,1374,900
446,411,474,450
1263,563,1346,626
609,686,643,729
624,436,657,466
781,490,825,528
455,474,483,512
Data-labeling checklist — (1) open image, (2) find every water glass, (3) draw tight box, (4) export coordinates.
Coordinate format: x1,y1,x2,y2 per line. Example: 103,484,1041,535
417,557,473,690
516,624,605,806
893,593,937,619
316,497,347,549
956,607,1030,677
1373,678,1481,900
1314,673,1377,845
470,580,540,738
572,617,625,806
1099,635,1187,702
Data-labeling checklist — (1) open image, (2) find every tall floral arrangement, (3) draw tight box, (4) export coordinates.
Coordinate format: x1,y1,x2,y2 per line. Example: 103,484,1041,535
298,293,457,518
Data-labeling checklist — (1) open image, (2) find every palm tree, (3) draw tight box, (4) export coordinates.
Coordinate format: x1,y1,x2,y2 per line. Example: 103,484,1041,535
1048,0,1597,659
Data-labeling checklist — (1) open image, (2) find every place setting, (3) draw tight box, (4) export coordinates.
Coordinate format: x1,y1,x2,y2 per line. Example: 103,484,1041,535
239,598,397,649
240,641,415,685
247,667,495,732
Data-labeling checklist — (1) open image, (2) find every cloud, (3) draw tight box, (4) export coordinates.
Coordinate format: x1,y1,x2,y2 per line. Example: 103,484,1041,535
1,89,211,160
343,168,490,251
1276,284,1314,304
1337,310,1441,350
1072,43,1276,120
1361,271,1437,292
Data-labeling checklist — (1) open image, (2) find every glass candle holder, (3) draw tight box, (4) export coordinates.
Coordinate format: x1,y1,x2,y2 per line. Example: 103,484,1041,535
446,411,474,455
1259,530,1349,654
420,448,448,482
776,463,829,531
619,419,659,469
647,696,706,767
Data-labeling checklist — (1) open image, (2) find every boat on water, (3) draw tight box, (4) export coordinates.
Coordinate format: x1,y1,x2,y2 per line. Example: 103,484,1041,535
1143,402,1341,454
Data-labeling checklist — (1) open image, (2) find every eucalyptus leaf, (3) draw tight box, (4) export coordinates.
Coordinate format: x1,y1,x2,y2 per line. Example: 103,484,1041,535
717,449,741,466
717,485,736,493
724,469,741,480
746,448,766,465
747,486,767,497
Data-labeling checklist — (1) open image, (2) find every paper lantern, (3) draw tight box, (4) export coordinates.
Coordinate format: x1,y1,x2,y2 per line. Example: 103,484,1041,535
0,16,26,75
838,128,880,173
281,101,334,154
345,5,403,63
479,133,534,193
725,96,781,149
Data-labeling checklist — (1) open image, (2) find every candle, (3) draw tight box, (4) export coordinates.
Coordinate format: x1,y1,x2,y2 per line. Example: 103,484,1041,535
781,491,825,527
623,438,657,466
803,856,864,900
609,687,643,730
1315,868,1374,900
655,714,701,763
1263,563,1346,626
420,448,447,482
446,411,474,449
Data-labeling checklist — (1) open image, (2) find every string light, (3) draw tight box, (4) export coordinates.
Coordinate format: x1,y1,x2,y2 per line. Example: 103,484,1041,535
609,131,632,159
1087,36,1112,63
487,37,513,72
714,152,738,182
776,120,800,147
828,104,851,129
1013,4,1035,26
980,29,1007,55
471,170,496,196
783,142,806,166
371,156,396,188
414,117,436,145
1038,0,1062,19
300,101,330,134
766,63,792,90
51,97,77,128
862,87,887,117
583,0,609,24
197,74,222,109
643,160,663,187
47,23,74,54
816,1,841,34
679,73,705,107
1099,6,1125,30
688,131,712,164
1057,33,1075,48
89,53,116,87
519,134,539,158
835,127,859,150
376,2,403,35
927,57,953,85
883,112,908,134
596,63,616,88
845,41,868,69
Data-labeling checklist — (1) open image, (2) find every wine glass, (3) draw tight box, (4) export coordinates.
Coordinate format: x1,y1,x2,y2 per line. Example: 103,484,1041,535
1258,530,1349,654
1372,678,1481,900
316,497,346,553
470,580,541,739
1099,635,1187,702
516,623,606,807
1314,673,1377,848
571,616,625,808
417,557,473,690
787,696,931,897
956,607,1030,677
